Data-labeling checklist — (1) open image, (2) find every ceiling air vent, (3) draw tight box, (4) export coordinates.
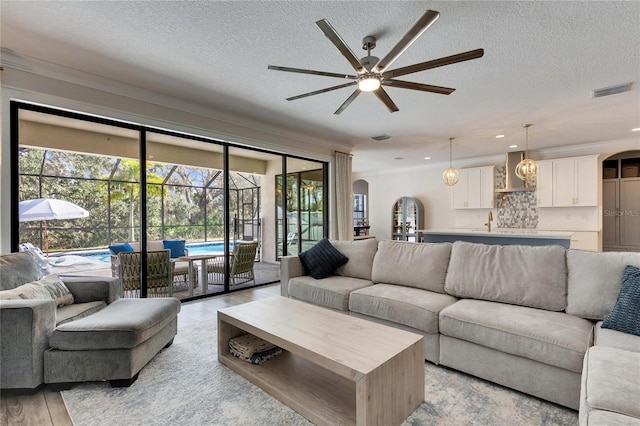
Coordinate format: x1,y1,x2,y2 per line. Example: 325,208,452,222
371,134,391,141
592,83,632,98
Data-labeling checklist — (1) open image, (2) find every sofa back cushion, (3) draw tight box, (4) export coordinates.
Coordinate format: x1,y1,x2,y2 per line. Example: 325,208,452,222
566,250,640,320
332,238,378,281
0,253,42,290
117,241,165,252
444,242,567,311
371,240,452,293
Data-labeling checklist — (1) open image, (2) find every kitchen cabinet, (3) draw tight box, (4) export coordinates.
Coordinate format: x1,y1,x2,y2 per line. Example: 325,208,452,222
536,155,599,207
453,166,495,209
392,197,424,242
620,178,640,247
569,231,600,251
602,155,640,252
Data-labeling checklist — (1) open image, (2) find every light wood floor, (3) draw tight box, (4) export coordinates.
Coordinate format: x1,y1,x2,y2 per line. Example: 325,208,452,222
0,284,281,426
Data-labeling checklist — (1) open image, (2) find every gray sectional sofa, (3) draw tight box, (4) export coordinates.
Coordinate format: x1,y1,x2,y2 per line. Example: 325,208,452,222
281,239,640,422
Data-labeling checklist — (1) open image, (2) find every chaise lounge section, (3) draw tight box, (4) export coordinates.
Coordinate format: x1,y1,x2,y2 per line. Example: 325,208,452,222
281,239,640,419
1,252,180,391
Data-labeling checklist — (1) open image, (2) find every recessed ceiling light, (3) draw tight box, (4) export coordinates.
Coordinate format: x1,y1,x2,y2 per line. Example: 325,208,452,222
509,145,518,148
496,135,505,138
632,128,640,132
424,156,431,160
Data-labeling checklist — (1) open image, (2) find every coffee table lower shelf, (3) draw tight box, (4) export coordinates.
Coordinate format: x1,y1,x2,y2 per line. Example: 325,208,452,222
219,350,356,424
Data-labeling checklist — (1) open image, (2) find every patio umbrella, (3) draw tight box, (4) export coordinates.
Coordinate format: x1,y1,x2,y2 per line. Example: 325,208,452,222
18,198,90,256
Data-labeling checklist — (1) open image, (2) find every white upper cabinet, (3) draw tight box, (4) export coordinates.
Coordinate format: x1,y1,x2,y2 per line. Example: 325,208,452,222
537,155,599,207
536,160,554,207
453,166,495,209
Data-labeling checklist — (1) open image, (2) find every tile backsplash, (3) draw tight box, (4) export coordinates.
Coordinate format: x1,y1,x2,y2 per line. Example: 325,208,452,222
495,166,538,229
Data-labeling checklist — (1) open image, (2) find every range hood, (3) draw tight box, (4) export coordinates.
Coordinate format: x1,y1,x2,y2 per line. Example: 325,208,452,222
495,151,535,193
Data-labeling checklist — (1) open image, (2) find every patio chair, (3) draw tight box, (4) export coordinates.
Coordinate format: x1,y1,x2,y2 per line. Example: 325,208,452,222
110,241,193,293
206,242,258,287
117,250,173,298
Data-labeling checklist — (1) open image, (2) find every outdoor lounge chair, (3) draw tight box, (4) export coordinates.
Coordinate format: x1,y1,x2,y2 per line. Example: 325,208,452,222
19,243,106,273
117,250,173,298
206,241,258,287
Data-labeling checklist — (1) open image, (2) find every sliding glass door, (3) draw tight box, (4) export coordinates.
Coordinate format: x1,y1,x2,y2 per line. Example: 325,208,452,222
12,101,328,299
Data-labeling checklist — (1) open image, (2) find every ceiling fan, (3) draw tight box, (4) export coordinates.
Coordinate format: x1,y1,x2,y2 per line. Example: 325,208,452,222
268,9,484,114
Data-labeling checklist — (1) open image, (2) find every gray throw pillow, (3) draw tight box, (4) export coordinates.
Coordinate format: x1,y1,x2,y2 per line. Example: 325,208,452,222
602,265,640,337
299,238,349,279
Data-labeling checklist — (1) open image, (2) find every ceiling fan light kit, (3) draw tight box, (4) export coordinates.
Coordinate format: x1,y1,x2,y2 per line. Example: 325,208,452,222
268,9,484,114
515,124,539,181
443,137,459,186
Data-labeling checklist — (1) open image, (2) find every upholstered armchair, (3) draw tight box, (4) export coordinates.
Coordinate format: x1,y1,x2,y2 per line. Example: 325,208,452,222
0,253,120,390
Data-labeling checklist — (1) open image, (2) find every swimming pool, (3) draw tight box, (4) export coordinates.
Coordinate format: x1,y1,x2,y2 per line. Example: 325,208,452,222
71,242,232,263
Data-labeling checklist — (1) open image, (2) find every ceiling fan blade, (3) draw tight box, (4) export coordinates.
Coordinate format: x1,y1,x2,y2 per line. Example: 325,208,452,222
334,90,361,115
316,19,365,73
375,10,440,73
383,79,455,95
268,65,357,80
383,48,485,79
374,87,400,113
286,81,358,101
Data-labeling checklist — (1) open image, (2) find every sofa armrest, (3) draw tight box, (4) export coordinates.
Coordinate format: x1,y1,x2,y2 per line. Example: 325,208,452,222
0,299,56,389
280,255,305,297
60,276,122,304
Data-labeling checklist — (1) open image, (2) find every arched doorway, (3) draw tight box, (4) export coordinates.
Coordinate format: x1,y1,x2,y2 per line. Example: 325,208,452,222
602,150,640,251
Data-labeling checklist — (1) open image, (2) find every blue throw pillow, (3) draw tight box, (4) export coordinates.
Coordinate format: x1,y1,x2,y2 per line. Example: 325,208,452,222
602,265,640,337
163,240,186,259
108,242,134,255
298,238,349,279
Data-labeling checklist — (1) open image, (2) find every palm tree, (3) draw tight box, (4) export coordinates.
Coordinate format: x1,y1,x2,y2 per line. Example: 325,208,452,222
103,159,166,241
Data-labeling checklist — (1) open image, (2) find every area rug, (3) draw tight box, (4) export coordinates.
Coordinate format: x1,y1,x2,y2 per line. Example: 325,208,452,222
62,320,578,425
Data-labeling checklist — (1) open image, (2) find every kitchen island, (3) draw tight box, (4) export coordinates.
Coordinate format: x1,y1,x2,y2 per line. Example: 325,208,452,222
418,228,573,248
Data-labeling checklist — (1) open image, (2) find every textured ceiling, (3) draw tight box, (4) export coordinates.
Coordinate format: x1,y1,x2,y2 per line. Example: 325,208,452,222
2,1,639,174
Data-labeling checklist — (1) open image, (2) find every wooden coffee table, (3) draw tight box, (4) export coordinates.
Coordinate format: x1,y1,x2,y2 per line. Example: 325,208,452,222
218,296,424,425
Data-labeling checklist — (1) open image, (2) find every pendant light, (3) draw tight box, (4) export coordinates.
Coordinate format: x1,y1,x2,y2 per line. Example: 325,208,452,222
515,124,538,181
442,137,459,186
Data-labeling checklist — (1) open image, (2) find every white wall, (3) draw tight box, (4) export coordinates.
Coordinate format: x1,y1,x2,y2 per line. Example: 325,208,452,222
362,167,457,239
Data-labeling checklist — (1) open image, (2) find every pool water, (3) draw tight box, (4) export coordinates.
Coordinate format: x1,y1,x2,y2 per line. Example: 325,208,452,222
79,242,231,263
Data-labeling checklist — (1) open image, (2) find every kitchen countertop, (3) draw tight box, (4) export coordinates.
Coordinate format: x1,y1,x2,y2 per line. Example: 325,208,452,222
418,228,573,240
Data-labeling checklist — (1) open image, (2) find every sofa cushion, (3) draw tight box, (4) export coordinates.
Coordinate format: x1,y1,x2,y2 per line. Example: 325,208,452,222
349,284,458,334
163,239,186,259
371,241,451,293
602,265,640,336
0,252,42,291
566,250,640,320
332,238,378,280
585,411,640,426
299,238,349,279
108,242,134,255
0,275,74,307
580,346,640,421
50,298,180,350
439,299,593,373
55,301,107,326
594,321,640,353
444,242,567,311
288,275,372,311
